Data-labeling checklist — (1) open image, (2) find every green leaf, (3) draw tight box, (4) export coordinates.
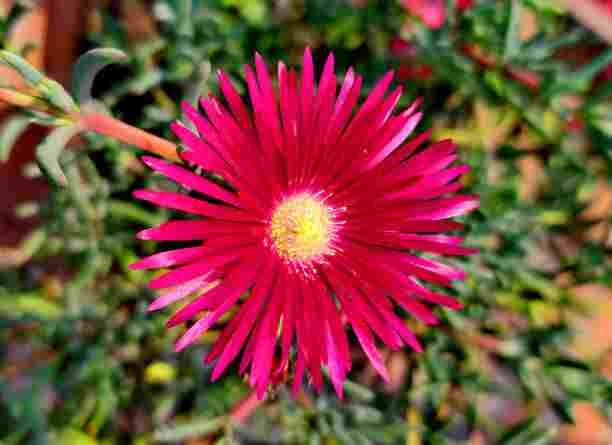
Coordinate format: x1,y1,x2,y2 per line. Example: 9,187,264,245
549,49,612,96
0,115,30,162
587,102,612,138
0,49,45,85
585,83,612,141
36,124,82,186
39,77,78,113
153,417,225,443
0,50,78,113
504,0,522,62
549,398,575,423
548,366,594,399
523,0,565,14
88,378,118,435
499,418,557,445
571,49,612,91
107,199,164,226
0,292,62,320
183,61,212,106
520,29,586,62
17,227,47,262
343,380,375,402
53,429,98,445
177,0,194,37
0,228,46,268
71,48,129,106
528,428,558,445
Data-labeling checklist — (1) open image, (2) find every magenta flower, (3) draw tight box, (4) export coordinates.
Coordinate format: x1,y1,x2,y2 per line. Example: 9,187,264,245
457,0,474,10
402,0,474,29
402,0,446,29
131,49,478,398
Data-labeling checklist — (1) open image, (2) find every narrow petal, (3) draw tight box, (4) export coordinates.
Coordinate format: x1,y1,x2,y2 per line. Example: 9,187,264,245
148,244,245,290
217,70,252,129
168,252,260,327
138,219,264,242
210,256,278,380
130,245,206,270
171,121,228,173
141,156,243,207
276,270,295,375
348,312,389,381
133,189,259,223
292,349,306,397
364,111,423,171
148,274,214,312
250,271,283,397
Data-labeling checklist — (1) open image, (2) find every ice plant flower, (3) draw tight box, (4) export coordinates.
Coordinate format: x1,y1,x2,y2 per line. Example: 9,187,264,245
403,0,446,29
131,49,479,398
457,0,474,11
402,0,474,29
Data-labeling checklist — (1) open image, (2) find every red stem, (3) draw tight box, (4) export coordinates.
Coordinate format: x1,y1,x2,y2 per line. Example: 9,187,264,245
79,111,181,162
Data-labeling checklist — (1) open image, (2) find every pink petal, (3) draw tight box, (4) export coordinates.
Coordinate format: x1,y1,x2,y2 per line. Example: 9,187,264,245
276,271,295,375
148,274,213,312
402,195,480,221
133,189,259,223
168,253,260,327
210,256,279,380
292,349,306,397
180,146,226,175
250,277,283,397
130,245,206,270
217,70,252,129
141,156,243,207
364,111,423,171
137,219,264,242
148,245,243,290
398,233,478,256
349,314,389,382
325,325,346,399
402,254,466,280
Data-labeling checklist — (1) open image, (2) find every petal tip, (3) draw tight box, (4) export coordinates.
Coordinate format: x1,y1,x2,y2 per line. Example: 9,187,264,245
128,260,142,271
412,342,424,353
174,340,188,353
140,156,161,169
147,302,161,312
166,317,180,328
132,189,151,201
136,228,153,240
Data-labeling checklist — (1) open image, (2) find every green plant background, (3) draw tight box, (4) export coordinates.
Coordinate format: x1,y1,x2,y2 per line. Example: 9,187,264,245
1,0,612,444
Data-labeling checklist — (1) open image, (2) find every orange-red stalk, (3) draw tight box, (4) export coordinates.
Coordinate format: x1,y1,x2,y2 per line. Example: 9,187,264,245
79,111,180,163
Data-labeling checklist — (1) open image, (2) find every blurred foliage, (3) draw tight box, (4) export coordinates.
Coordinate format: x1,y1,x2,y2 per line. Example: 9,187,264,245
1,0,612,444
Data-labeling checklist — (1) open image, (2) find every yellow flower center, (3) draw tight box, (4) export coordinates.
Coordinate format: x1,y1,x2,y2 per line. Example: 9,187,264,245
270,193,333,261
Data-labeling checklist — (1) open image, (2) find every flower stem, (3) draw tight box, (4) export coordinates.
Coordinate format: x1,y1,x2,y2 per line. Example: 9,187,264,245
0,88,181,163
79,111,181,163
228,390,265,424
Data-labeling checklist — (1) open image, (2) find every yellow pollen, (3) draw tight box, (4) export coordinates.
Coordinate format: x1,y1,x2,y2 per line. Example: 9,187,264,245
270,194,332,261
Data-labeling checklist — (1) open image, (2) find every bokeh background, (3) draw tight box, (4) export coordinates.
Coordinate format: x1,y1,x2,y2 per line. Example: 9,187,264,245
1,0,612,444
